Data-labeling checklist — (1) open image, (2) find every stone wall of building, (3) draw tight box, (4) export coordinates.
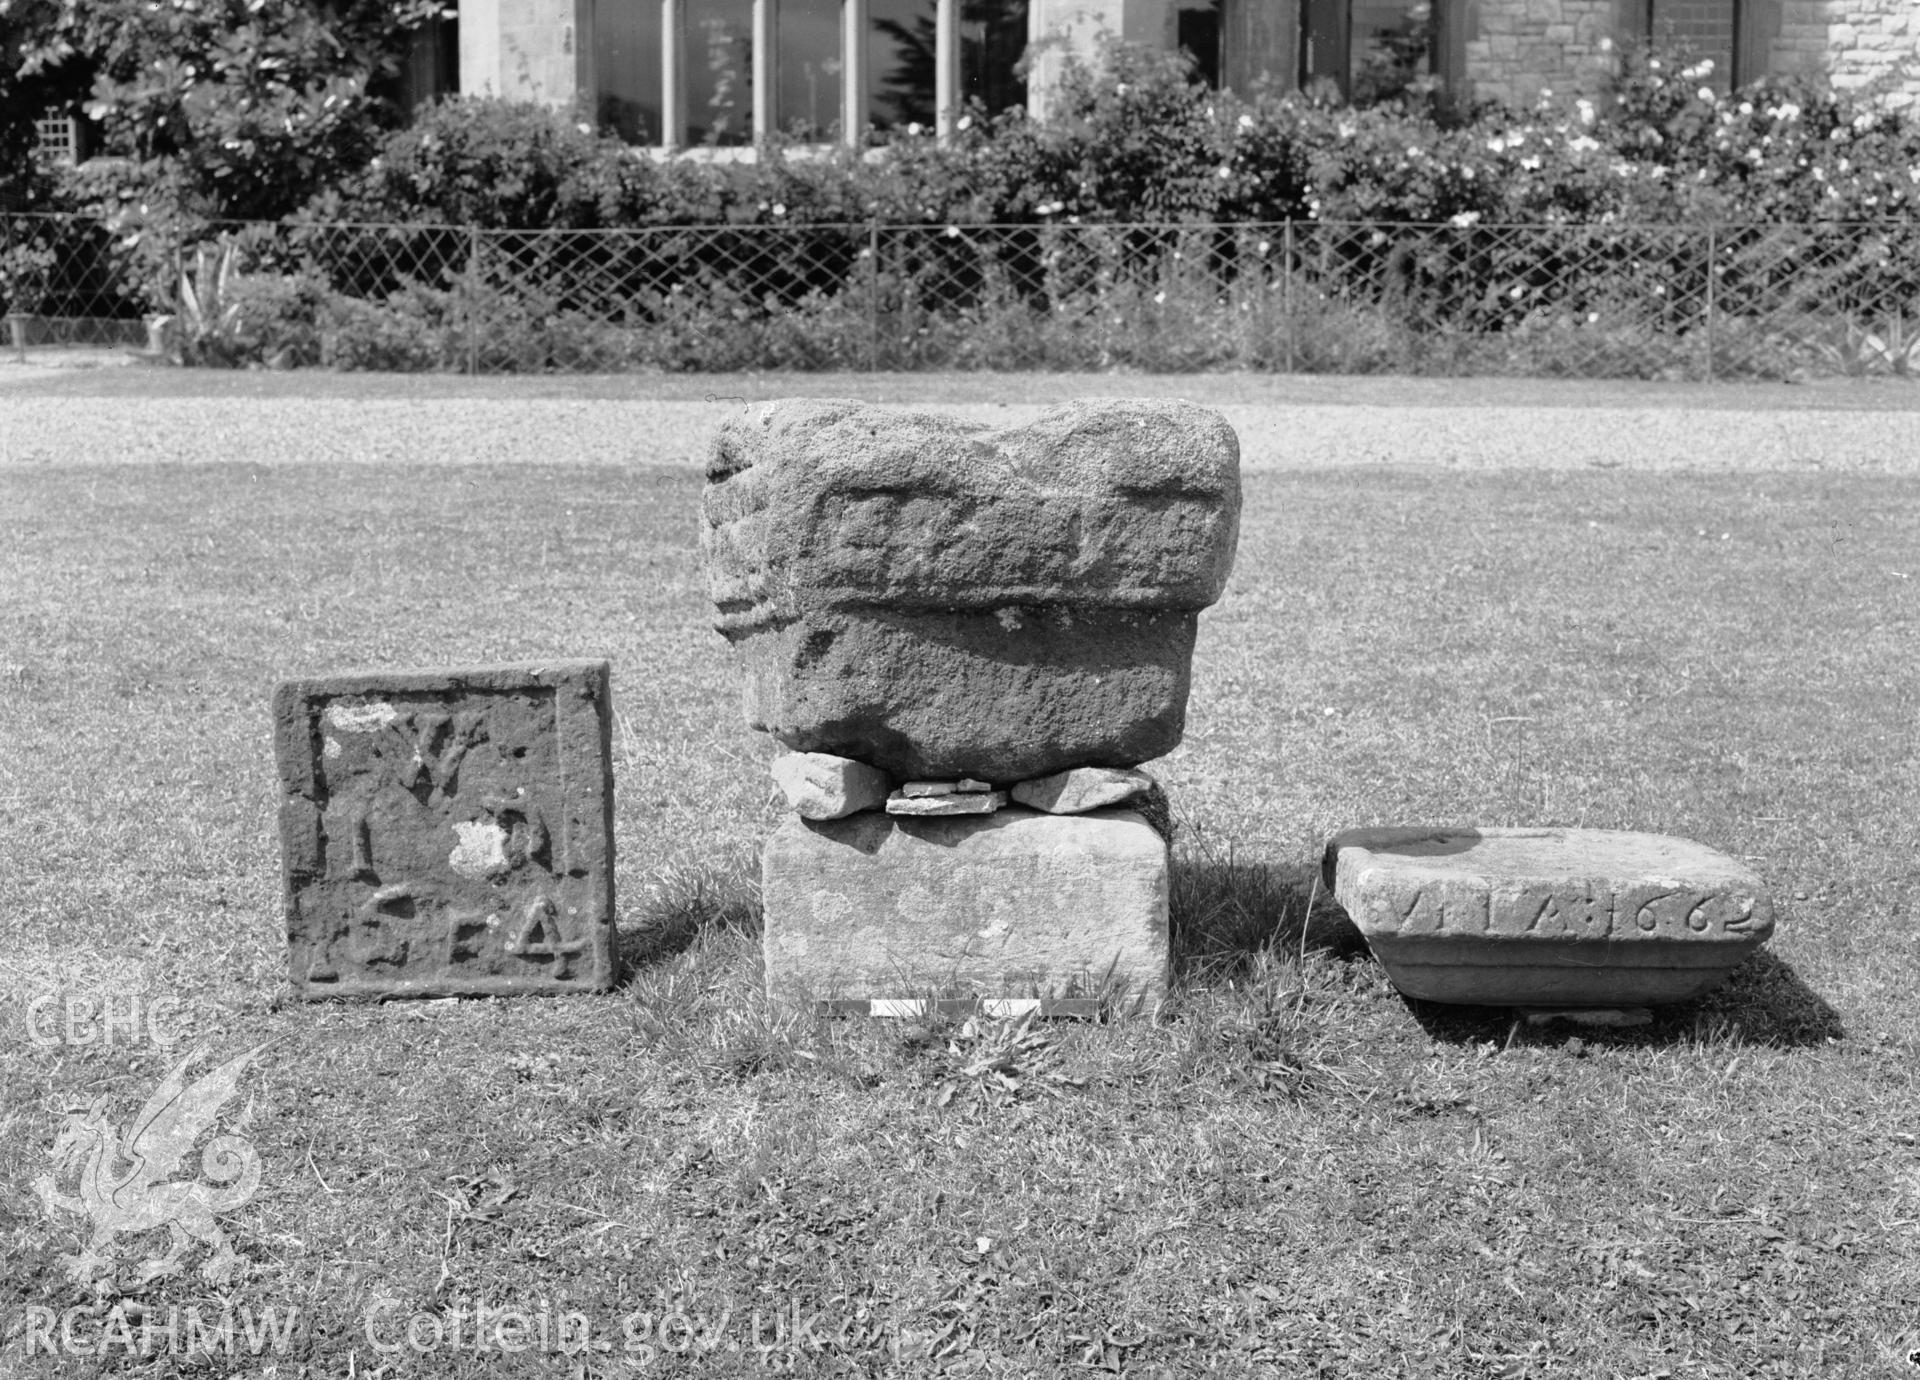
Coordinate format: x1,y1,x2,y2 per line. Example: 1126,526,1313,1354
1774,0,1920,107
460,0,593,107
1027,0,1181,117
1460,0,1629,106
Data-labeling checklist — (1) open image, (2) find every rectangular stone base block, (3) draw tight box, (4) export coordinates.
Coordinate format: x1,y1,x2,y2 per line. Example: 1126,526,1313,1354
761,807,1168,1010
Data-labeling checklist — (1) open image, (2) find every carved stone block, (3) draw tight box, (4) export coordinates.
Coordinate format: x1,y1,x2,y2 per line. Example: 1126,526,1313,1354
762,807,1168,1009
273,661,616,998
1324,827,1775,1007
701,398,1241,780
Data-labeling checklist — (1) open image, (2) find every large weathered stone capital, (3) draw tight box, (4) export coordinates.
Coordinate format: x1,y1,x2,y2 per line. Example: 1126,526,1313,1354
701,398,1241,636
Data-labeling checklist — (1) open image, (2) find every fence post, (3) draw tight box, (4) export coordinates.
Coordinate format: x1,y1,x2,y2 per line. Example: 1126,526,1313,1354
866,218,880,373
466,224,482,376
1283,220,1297,374
1703,223,1717,383
4,214,22,363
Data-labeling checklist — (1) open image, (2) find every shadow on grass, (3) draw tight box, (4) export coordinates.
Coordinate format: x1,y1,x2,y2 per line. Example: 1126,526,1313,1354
613,846,1839,1051
1395,946,1845,1050
614,846,763,982
1169,851,1845,1048
1171,853,1368,986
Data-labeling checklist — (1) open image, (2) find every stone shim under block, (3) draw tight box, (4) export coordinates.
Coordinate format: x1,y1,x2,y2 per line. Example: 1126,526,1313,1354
1324,827,1775,1008
701,398,1241,781
761,807,1168,1008
273,661,616,998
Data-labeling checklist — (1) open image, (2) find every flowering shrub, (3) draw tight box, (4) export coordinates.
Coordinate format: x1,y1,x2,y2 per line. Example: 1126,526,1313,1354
25,35,1920,236
12,37,1920,379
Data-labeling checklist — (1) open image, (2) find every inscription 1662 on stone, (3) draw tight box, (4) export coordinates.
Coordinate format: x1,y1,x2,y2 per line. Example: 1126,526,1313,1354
273,661,616,998
1324,827,1775,1008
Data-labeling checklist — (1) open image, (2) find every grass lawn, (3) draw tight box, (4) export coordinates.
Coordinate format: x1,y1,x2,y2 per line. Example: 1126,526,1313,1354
1,377,1917,1378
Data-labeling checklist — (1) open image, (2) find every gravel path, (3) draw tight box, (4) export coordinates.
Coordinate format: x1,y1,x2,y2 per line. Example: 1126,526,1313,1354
4,373,1919,471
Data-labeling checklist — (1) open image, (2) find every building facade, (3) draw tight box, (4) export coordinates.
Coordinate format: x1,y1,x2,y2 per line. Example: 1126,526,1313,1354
446,0,1920,151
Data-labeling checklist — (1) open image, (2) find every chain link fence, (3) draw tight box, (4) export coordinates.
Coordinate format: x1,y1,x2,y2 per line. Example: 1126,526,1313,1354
5,211,1919,378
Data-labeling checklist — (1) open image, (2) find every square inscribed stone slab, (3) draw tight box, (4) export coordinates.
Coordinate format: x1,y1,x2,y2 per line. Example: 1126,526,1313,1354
273,661,615,998
762,807,1168,1010
1324,827,1775,1007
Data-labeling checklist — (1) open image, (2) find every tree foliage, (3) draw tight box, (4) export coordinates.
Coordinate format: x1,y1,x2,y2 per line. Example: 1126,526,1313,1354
1,0,441,216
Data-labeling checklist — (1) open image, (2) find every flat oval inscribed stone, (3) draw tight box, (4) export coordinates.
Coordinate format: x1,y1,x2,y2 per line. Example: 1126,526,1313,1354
1322,827,1775,1007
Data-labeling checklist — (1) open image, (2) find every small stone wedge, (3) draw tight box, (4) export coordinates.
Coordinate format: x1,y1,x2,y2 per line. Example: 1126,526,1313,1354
1012,766,1155,814
771,751,891,819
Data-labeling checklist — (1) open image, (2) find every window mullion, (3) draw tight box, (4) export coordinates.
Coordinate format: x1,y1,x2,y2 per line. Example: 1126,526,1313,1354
840,0,869,148
661,0,687,149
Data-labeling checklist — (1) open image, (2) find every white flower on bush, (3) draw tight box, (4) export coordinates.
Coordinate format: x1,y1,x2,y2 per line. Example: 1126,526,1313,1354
772,202,787,216
1575,98,1595,126
1520,155,1542,170
1682,59,1714,80
1776,102,1801,122
957,115,972,131
1697,86,1715,102
1238,113,1254,130
577,122,592,134
1449,211,1481,227
1216,165,1231,179
1568,135,1599,153
907,122,923,135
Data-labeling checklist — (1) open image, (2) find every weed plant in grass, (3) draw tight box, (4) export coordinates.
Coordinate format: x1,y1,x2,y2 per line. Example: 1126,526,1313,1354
0,441,1916,1377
